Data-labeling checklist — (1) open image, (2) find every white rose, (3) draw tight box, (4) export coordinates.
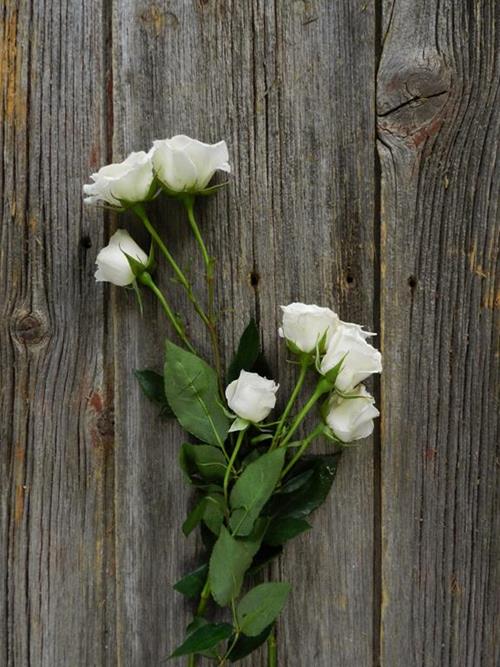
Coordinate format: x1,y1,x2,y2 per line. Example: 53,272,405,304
325,385,379,442
225,370,279,423
151,135,230,193
339,321,376,340
279,303,339,353
83,151,154,207
95,229,148,286
320,323,382,391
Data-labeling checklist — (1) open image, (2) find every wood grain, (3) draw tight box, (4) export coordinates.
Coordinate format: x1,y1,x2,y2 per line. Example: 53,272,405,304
377,0,500,664
111,1,376,665
1,0,498,665
0,1,116,665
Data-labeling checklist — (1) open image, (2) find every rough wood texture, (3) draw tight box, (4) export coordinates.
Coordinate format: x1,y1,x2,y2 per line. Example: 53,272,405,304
0,1,115,665
377,0,499,665
111,1,376,665
1,0,498,665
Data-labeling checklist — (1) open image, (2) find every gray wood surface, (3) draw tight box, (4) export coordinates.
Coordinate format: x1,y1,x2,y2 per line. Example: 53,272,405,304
377,0,499,665
0,1,116,665
1,0,498,666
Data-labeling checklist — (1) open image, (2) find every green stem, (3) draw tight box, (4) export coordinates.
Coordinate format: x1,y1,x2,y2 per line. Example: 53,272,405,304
223,428,246,504
186,579,212,667
220,632,240,666
139,272,196,353
133,204,191,292
184,197,213,290
278,377,332,449
267,627,277,667
133,203,224,393
183,196,224,394
280,424,324,479
270,357,309,450
132,204,212,327
197,579,211,616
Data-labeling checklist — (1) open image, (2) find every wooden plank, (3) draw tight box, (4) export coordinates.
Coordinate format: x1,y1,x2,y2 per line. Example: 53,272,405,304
253,3,378,666
0,1,116,666
377,0,500,664
111,1,377,665
110,2,256,664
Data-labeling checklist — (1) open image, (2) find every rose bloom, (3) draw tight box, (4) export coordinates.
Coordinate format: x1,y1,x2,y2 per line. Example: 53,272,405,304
83,151,154,207
151,135,230,193
279,303,339,353
225,370,279,423
325,385,379,442
321,323,382,392
95,229,147,286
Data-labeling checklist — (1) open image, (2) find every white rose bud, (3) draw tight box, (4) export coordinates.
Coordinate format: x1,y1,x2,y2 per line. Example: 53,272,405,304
225,370,279,423
279,303,339,353
151,135,230,193
95,229,148,287
83,151,154,207
325,385,379,442
321,323,382,392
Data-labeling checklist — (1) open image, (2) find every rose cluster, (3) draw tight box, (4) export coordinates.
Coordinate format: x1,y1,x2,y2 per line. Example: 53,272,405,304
85,134,382,665
85,135,230,288
84,134,230,208
226,303,381,443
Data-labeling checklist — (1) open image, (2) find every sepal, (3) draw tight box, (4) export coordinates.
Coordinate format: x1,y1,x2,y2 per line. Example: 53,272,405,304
123,251,148,278
229,417,249,433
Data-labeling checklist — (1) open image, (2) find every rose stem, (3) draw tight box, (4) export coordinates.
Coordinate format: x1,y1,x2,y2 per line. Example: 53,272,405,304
223,428,246,504
138,272,195,353
280,423,324,479
132,205,224,382
182,195,224,395
278,377,332,449
267,627,278,667
270,355,310,450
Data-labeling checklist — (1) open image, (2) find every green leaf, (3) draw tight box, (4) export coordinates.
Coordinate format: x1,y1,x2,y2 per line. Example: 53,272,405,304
229,449,285,536
134,369,174,416
173,563,208,599
264,517,311,546
170,622,233,657
227,319,261,384
227,624,273,662
240,449,262,470
252,351,272,379
186,617,207,634
202,493,226,536
164,340,229,447
182,498,208,536
180,443,227,484
209,527,261,606
183,618,219,659
266,454,340,520
236,582,291,637
278,468,314,495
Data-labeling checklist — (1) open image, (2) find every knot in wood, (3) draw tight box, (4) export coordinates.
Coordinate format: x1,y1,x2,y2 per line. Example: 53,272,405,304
138,5,178,35
12,312,49,346
377,53,451,142
96,408,115,439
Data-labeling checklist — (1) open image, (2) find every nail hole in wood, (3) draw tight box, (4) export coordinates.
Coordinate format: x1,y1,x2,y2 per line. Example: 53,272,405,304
80,236,92,249
250,271,260,288
408,275,417,288
346,273,354,285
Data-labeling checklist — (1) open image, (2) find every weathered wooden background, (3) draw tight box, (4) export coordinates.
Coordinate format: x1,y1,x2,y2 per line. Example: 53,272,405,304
1,0,498,665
